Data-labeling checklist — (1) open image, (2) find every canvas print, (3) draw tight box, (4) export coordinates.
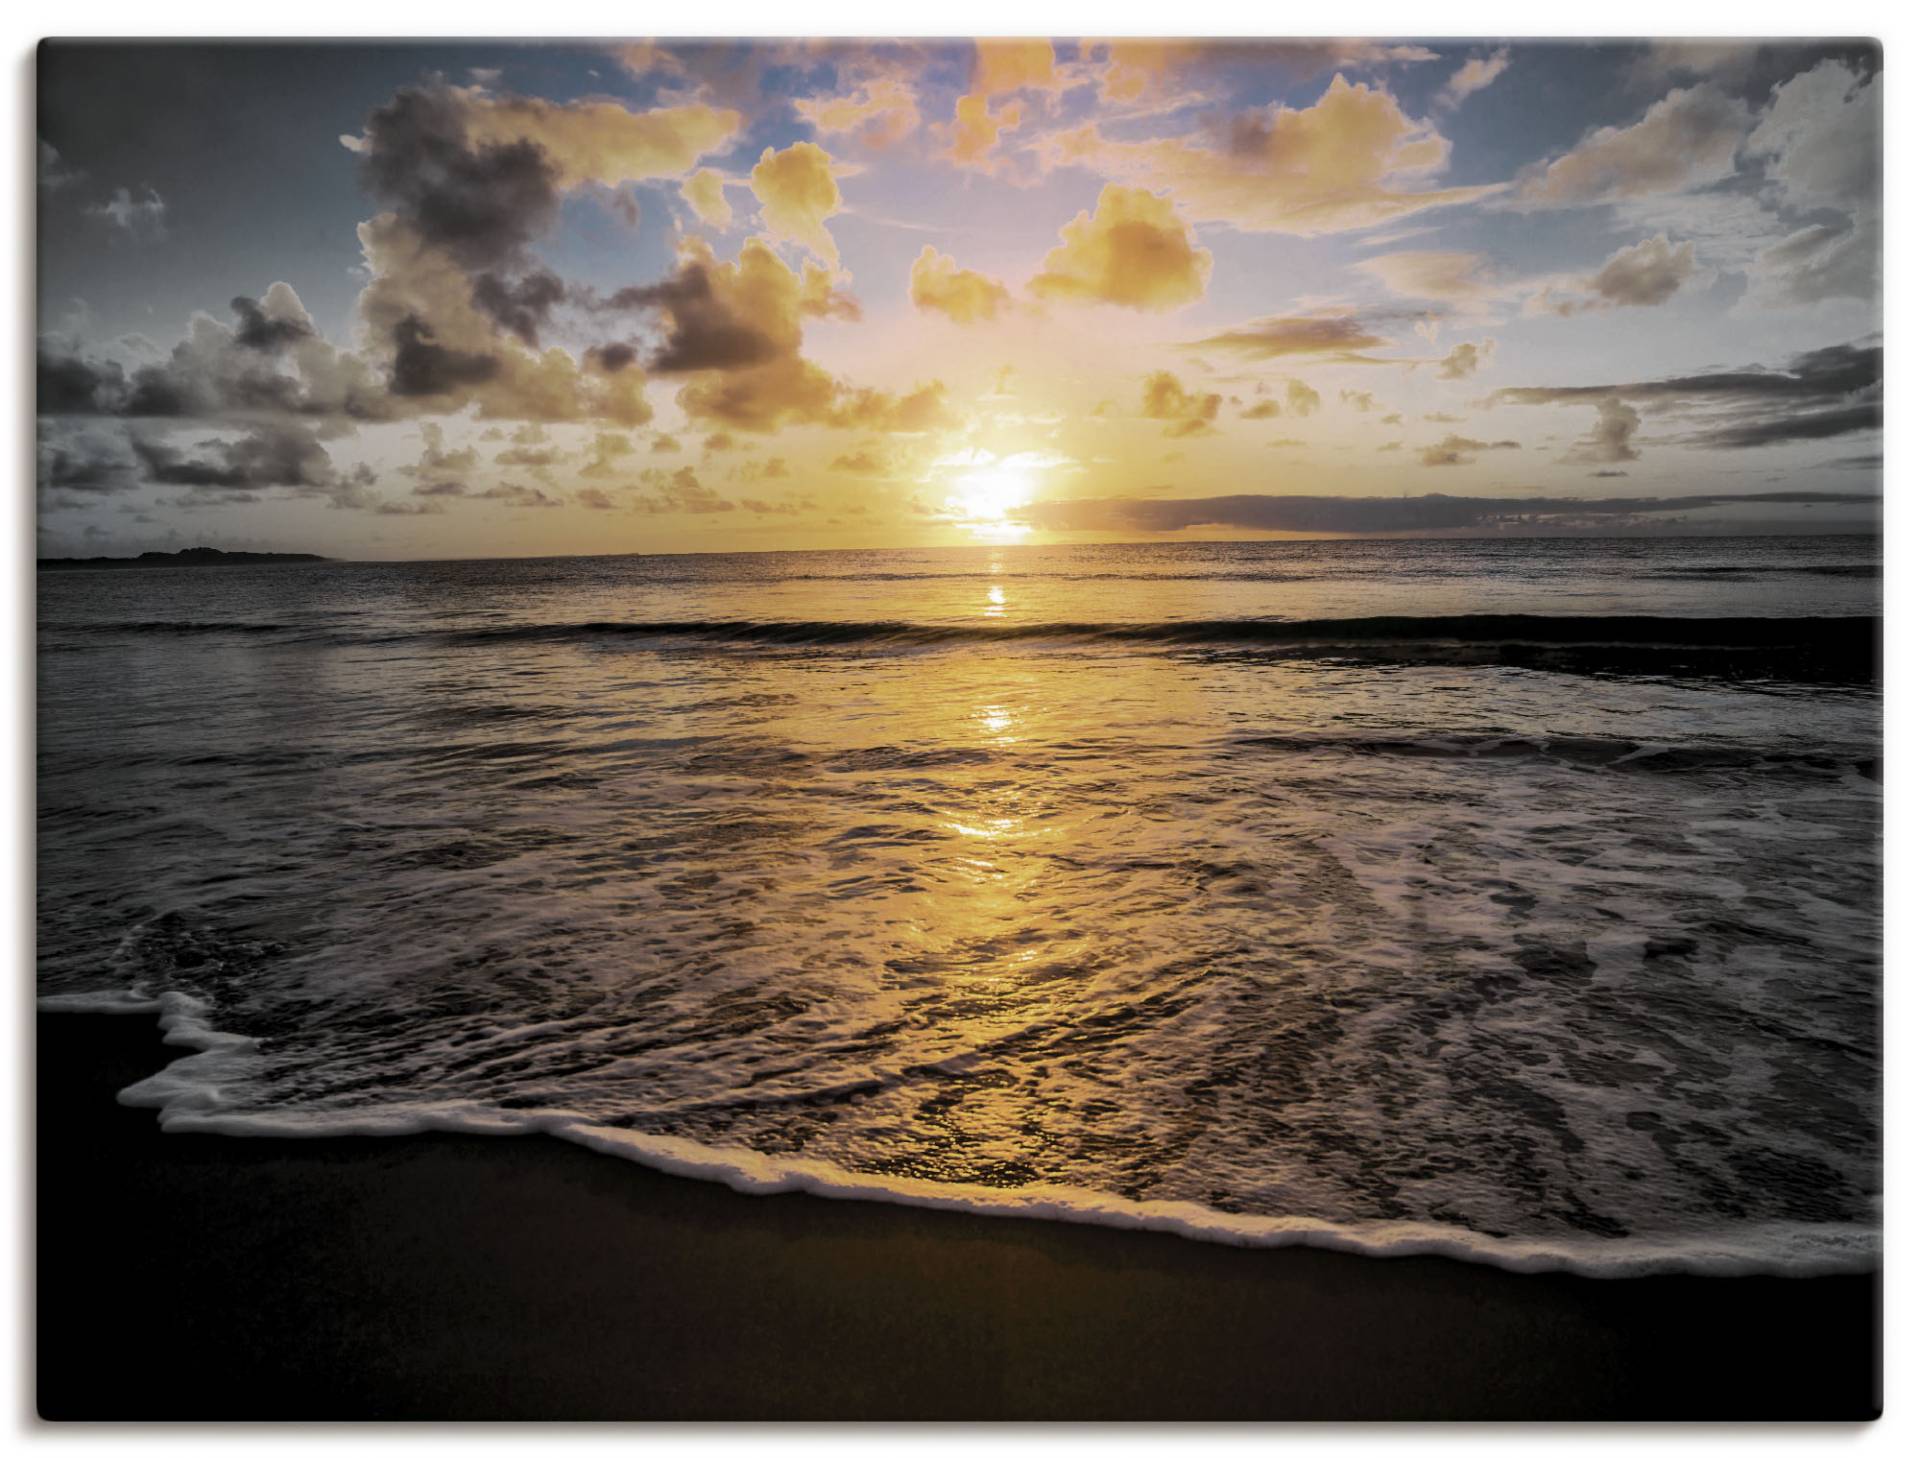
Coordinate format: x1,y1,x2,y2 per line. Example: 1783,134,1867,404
35,36,1881,1421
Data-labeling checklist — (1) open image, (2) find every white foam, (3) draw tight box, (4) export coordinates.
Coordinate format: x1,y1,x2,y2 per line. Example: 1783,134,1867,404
37,989,164,1014
49,994,1882,1282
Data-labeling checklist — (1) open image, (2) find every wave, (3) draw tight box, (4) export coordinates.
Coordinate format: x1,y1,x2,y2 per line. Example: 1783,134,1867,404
44,988,1879,1281
46,613,1880,682
1232,731,1880,778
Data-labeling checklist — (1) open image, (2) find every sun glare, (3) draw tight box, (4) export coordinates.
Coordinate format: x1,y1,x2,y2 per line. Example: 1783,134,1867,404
948,466,1033,542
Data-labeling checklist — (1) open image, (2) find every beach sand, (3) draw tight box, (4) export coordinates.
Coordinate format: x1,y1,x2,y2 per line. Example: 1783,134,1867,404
35,1011,1880,1421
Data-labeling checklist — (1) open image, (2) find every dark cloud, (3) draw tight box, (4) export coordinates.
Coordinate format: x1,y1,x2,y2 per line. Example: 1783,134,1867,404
588,342,639,373
389,315,501,398
38,342,127,415
230,295,315,351
128,422,369,506
604,261,784,373
1419,434,1520,467
1494,340,1882,451
358,84,560,271
1022,490,1878,536
40,291,392,422
37,423,139,494
470,269,567,346
1690,403,1884,450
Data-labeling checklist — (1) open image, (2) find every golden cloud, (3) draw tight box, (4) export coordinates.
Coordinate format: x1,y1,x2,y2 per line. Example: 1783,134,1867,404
461,94,741,190
973,39,1067,97
679,169,733,229
1140,370,1221,436
946,92,1023,170
1030,184,1211,310
1040,75,1501,234
796,78,921,150
749,140,843,265
619,237,954,436
1187,313,1393,361
909,245,1013,324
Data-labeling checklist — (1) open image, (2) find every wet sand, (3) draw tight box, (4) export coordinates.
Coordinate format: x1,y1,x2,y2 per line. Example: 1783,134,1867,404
35,1012,1880,1421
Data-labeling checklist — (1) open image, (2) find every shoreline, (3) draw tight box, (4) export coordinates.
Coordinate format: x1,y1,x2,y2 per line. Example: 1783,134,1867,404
35,1011,1881,1420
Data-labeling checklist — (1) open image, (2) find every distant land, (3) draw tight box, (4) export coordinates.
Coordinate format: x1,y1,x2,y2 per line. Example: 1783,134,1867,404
38,547,330,570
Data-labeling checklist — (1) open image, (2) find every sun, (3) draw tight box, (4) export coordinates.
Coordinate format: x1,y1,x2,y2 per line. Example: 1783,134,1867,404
948,465,1033,541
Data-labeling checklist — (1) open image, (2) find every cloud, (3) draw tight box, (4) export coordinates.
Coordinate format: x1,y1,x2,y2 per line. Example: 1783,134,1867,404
1021,490,1875,536
1282,379,1322,415
937,38,1069,171
1029,185,1211,310
1562,398,1642,465
579,431,637,479
388,314,502,396
605,237,837,372
1740,60,1881,308
1590,235,1697,307
1493,339,1882,450
1419,433,1520,467
1529,236,1700,316
1437,48,1511,109
1341,390,1375,412
679,169,733,229
1187,312,1394,362
599,237,951,434
36,421,141,496
830,449,887,474
945,92,1024,170
1039,75,1503,235
973,39,1068,97
1747,216,1880,307
1353,250,1494,302
475,481,562,509
749,141,842,265
1094,40,1442,105
229,283,317,351
38,139,83,191
130,421,373,507
356,214,653,426
87,186,168,242
1744,60,1880,215
352,83,739,272
356,86,562,271
469,268,568,346
404,422,478,495
638,465,735,515
1509,84,1750,209
456,91,741,192
796,77,920,150
1141,370,1221,436
1436,339,1493,380
910,245,1012,323
39,287,391,423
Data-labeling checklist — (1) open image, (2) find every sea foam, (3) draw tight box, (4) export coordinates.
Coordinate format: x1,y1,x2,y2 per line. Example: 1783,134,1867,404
45,989,1880,1281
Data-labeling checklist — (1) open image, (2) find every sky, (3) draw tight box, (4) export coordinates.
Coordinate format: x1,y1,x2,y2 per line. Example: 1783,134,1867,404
35,37,1883,558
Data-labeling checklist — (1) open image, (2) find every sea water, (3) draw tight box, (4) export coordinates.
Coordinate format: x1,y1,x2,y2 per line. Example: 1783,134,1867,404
36,536,1882,1276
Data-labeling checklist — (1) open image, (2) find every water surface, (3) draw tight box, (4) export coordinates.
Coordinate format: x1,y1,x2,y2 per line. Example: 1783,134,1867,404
38,537,1882,1274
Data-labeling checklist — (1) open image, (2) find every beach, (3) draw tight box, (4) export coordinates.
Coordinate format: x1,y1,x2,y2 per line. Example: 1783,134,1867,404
36,1011,1880,1421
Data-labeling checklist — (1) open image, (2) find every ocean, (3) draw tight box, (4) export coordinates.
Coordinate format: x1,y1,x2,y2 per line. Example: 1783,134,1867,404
36,536,1882,1276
